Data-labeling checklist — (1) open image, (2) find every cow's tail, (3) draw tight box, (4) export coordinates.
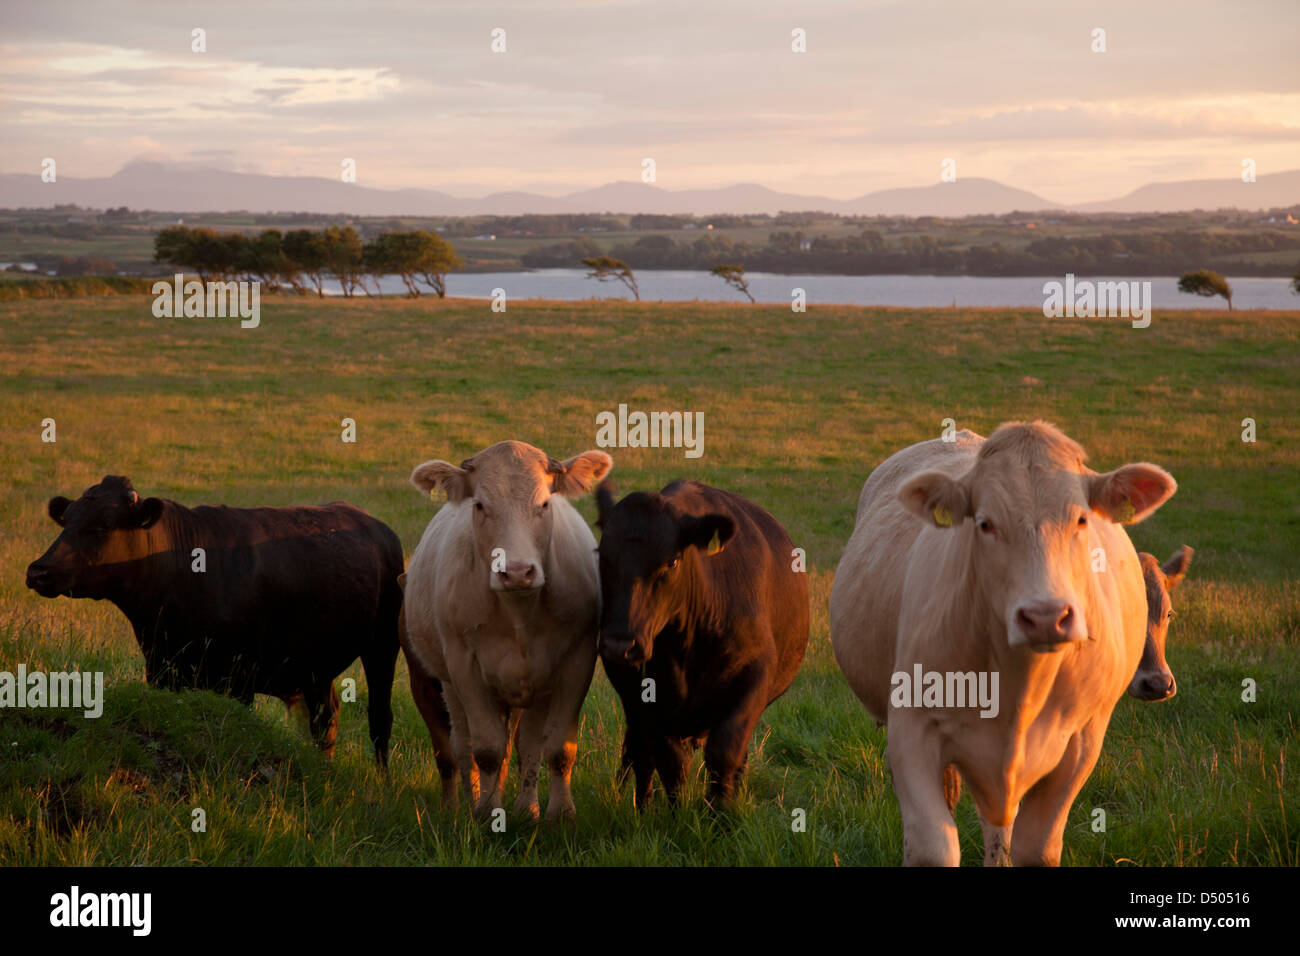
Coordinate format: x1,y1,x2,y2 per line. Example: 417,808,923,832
943,764,962,812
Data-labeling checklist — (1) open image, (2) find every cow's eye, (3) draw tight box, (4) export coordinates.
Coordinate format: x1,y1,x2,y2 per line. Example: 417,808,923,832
1077,514,1088,529
977,518,995,535
474,501,484,513
541,499,550,510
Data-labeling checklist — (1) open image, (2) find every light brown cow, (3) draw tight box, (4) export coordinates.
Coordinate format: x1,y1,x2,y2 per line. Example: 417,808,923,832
830,423,1176,866
1128,547,1192,701
402,441,611,822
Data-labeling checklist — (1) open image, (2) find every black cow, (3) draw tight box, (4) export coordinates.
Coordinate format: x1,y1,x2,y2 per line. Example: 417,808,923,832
595,479,809,808
25,476,402,768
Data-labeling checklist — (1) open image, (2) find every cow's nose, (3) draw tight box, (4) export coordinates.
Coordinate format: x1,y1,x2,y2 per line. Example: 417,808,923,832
1015,601,1077,647
25,562,50,588
1138,672,1176,701
601,633,640,663
497,560,540,590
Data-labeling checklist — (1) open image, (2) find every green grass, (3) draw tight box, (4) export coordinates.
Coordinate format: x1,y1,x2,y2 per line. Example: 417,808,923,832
0,295,1296,865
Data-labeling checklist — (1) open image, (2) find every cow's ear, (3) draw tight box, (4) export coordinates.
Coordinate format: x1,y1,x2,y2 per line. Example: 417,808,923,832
550,450,613,498
595,480,618,530
136,497,164,529
411,460,471,503
1088,463,1176,525
48,496,71,526
396,572,406,592
677,513,735,555
1160,545,1193,590
898,470,970,529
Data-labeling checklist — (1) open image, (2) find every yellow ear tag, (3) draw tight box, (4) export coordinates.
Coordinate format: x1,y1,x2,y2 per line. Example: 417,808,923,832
933,506,953,527
707,531,723,554
429,486,446,503
1116,498,1136,524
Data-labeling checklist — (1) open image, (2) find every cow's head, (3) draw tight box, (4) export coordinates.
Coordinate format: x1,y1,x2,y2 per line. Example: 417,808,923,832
595,482,735,665
26,475,166,599
899,422,1177,653
411,441,611,594
1128,546,1192,700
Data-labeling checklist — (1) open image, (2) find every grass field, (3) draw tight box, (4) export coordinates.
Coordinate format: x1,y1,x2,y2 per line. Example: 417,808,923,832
1,294,1296,866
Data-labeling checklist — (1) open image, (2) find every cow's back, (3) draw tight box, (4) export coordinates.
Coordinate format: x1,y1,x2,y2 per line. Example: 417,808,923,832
830,430,983,721
149,502,402,696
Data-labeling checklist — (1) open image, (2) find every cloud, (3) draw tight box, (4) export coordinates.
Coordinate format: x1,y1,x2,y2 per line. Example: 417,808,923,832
0,2,1296,201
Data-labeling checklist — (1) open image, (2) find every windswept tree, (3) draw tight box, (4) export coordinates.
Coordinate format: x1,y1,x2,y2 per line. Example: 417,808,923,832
153,225,196,274
413,229,462,298
582,255,639,301
284,229,329,296
711,263,754,303
365,232,420,296
1177,269,1233,310
237,229,294,292
322,225,366,297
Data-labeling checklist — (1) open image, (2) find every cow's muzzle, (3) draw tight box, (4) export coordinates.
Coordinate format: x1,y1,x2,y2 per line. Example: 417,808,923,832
1128,670,1176,701
493,560,542,592
1013,600,1084,651
25,561,64,597
600,633,646,665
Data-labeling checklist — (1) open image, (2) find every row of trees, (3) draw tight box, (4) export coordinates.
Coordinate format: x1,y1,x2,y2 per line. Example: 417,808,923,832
153,225,462,297
523,228,1300,278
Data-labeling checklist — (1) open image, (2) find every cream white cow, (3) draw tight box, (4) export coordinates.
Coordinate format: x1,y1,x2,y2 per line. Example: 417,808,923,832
402,440,611,822
830,422,1176,865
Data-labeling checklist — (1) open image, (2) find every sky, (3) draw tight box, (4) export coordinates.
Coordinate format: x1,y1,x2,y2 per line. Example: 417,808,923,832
2,0,1297,204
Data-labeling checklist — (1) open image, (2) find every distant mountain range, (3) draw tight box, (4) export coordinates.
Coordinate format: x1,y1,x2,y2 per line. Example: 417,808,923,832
2,161,1297,217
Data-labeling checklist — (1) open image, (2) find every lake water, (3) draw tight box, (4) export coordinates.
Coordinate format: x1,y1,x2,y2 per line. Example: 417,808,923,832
321,270,1300,311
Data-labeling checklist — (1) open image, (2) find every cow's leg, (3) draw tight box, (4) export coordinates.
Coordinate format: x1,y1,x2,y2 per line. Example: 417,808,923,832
538,642,597,824
498,708,522,803
621,723,656,811
305,680,342,759
513,706,546,821
651,736,692,804
463,697,512,820
703,722,760,806
978,808,1014,867
443,685,477,809
702,667,767,806
887,717,960,866
408,662,458,807
441,640,512,819
361,644,398,775
1011,717,1107,867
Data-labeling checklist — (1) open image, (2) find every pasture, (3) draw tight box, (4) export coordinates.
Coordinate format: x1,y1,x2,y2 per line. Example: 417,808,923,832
0,293,1296,865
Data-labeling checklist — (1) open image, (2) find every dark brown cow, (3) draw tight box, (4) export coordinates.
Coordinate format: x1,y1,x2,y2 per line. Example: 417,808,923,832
596,479,809,808
26,475,402,766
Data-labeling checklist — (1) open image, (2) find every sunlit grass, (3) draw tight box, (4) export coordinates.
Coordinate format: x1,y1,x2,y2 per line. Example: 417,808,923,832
1,295,1296,865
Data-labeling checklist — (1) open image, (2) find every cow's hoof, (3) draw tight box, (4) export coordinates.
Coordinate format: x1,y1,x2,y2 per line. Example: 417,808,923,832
513,798,541,822
545,802,577,826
